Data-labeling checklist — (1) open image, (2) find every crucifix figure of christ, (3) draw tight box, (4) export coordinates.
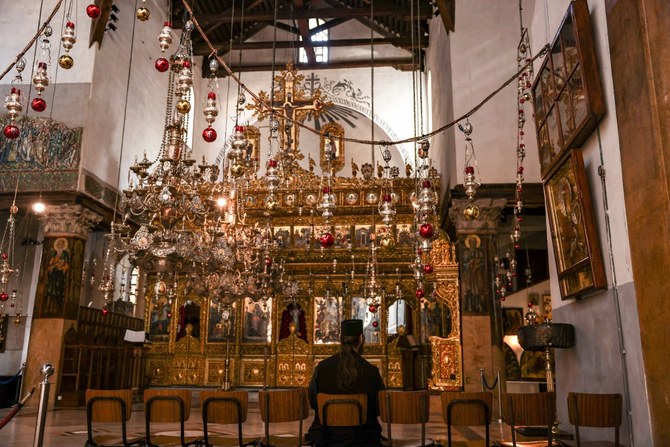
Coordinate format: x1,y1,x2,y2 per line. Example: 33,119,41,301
249,64,332,166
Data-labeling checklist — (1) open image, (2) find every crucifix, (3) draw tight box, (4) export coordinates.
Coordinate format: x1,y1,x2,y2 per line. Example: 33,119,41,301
249,63,332,161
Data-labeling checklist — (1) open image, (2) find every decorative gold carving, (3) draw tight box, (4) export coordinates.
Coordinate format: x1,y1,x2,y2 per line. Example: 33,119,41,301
240,359,273,386
38,204,102,239
320,122,345,174
428,336,462,390
206,358,237,386
276,356,312,387
277,331,310,355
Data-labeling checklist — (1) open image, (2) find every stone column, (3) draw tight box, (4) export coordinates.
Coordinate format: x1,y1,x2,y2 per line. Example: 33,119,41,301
449,198,506,401
24,204,102,405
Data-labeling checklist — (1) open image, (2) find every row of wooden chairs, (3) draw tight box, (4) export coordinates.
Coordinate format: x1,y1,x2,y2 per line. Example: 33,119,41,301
84,389,622,447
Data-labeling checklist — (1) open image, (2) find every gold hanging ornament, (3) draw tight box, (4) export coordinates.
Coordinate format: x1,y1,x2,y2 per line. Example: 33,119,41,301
136,0,150,21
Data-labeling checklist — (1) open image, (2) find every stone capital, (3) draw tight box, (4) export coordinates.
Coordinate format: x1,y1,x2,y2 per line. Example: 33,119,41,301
448,198,507,233
38,204,103,239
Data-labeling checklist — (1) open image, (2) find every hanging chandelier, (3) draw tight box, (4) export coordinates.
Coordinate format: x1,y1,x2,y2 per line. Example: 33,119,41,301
108,17,269,309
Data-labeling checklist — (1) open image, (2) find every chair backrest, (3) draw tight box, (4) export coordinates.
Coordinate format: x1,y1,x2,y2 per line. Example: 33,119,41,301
317,393,367,427
258,388,310,423
568,392,622,446
379,390,430,424
86,389,134,423
201,390,249,425
441,391,493,426
506,392,556,427
144,388,192,422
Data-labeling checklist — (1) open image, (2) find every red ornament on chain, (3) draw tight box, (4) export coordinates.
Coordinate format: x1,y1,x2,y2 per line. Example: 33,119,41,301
154,57,169,72
0,292,8,302
3,124,20,139
415,288,425,299
86,4,101,18
202,127,217,142
419,223,434,239
319,232,335,248
423,264,434,274
31,97,47,112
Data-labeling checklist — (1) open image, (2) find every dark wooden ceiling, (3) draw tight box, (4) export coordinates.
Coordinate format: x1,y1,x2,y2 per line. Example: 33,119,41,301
173,0,455,74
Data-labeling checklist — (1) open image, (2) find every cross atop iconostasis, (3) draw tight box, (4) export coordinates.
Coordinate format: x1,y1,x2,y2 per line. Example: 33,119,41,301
249,64,333,168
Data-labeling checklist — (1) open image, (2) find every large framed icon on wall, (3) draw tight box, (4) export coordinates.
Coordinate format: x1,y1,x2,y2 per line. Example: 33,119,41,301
543,149,606,300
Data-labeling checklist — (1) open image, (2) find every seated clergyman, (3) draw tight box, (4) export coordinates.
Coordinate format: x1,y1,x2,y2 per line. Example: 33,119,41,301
307,319,386,447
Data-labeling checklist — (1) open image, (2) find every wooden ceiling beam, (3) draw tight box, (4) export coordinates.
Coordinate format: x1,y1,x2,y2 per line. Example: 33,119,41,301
214,58,416,76
200,5,433,25
194,37,428,56
434,0,455,33
295,0,317,63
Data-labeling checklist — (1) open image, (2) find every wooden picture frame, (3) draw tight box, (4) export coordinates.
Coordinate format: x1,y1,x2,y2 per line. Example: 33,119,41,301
544,149,606,299
532,0,605,180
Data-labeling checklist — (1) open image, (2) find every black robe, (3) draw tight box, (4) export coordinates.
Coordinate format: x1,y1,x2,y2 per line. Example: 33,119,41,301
307,351,385,447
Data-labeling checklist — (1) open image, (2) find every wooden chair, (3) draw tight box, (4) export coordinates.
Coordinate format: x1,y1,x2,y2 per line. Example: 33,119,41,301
201,390,260,446
567,393,622,447
258,388,310,447
379,390,432,447
85,389,145,447
495,392,560,447
317,392,367,427
441,391,493,447
144,389,202,447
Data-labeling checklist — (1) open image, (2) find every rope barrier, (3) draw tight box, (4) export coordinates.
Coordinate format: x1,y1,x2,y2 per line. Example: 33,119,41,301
0,363,25,386
0,385,36,431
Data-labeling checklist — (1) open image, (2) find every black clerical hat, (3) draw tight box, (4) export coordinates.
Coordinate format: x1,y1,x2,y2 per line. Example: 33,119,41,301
341,319,363,336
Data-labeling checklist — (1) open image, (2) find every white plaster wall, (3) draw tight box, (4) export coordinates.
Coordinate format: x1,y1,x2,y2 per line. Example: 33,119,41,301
447,0,541,186
80,0,173,189
425,16,455,212
0,1,97,128
528,1,649,444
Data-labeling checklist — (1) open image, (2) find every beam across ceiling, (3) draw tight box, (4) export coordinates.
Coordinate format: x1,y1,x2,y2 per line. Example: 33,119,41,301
215,58,417,76
200,5,433,25
194,37,428,56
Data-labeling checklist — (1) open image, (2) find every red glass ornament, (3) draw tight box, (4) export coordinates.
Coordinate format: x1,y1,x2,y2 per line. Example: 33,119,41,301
1,253,7,260
0,292,8,302
419,223,434,239
464,166,475,174
423,264,434,274
235,125,245,132
372,321,378,328
322,186,332,194
202,127,217,142
415,289,425,298
66,21,75,29
422,180,431,188
268,159,278,168
3,125,19,139
319,232,335,248
368,305,376,313
382,194,392,202
207,91,216,100
155,57,169,72
102,308,108,315
182,60,191,68
264,256,272,267
501,297,506,302
167,312,172,318
86,4,101,18
31,97,47,112
10,302,15,308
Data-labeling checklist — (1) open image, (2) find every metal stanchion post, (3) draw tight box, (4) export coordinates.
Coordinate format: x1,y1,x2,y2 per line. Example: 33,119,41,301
496,370,504,423
32,363,54,447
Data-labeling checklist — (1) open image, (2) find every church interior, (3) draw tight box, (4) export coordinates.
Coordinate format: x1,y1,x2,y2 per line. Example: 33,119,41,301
0,0,668,445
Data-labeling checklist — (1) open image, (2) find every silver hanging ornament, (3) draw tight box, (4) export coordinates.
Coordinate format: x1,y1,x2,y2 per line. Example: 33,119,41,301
59,21,76,69
158,22,173,52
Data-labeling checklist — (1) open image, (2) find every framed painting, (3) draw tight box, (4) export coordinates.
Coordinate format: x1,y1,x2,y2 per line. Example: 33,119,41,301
544,149,606,299
242,297,272,343
502,307,524,335
243,125,261,173
320,122,345,174
208,302,236,342
351,297,380,344
273,226,291,249
313,296,342,344
532,0,604,180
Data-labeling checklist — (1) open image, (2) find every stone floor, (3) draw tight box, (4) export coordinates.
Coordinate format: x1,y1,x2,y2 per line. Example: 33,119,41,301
0,391,511,447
